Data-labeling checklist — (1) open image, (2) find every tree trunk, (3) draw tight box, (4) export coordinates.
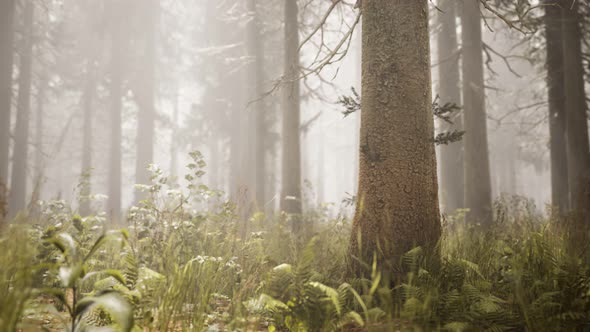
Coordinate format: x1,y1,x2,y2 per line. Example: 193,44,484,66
562,1,590,220
437,0,464,214
349,0,441,277
80,60,96,216
134,0,158,203
0,0,15,196
108,1,125,221
544,0,569,215
33,76,46,198
352,23,361,197
9,0,34,217
281,0,303,229
247,0,266,210
461,0,492,225
170,91,179,180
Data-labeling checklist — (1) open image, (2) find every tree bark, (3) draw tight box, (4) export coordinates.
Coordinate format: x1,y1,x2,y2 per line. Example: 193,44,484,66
9,0,34,217
437,0,464,214
349,0,441,276
461,0,492,225
544,0,569,215
281,0,303,227
0,0,16,218
562,1,590,220
134,0,158,203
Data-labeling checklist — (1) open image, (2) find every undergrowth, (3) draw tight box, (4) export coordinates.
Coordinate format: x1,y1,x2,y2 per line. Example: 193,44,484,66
1,154,589,331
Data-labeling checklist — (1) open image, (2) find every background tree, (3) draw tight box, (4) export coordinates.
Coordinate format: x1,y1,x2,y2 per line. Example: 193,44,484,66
247,0,266,210
544,0,569,215
107,0,126,220
134,0,158,203
0,0,16,207
9,0,35,217
461,0,493,225
281,0,303,225
562,0,590,221
437,0,464,213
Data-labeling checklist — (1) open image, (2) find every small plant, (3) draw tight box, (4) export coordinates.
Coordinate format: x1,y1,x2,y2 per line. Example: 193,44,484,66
41,218,134,332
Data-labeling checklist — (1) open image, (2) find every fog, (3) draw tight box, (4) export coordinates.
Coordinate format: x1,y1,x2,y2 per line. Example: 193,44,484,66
1,0,571,219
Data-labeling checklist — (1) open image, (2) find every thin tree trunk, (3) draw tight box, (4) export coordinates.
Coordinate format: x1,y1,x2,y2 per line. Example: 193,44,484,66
80,61,95,216
316,128,324,207
437,0,464,214
134,0,158,203
108,2,125,221
349,0,441,277
562,1,590,220
281,0,303,230
34,76,46,193
0,0,16,198
170,91,179,180
247,0,266,210
461,0,492,225
9,0,34,217
544,0,569,215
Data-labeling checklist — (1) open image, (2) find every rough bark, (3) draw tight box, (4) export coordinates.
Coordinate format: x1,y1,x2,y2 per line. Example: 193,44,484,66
460,0,492,225
9,0,34,217
352,23,361,196
108,1,125,221
544,0,569,215
562,1,590,220
437,0,464,213
281,0,303,229
349,0,441,276
0,0,16,195
134,0,158,203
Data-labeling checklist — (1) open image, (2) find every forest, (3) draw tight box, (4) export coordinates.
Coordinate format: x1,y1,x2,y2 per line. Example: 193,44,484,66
1,0,590,331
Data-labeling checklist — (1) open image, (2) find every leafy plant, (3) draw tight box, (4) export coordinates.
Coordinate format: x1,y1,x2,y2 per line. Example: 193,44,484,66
41,222,134,332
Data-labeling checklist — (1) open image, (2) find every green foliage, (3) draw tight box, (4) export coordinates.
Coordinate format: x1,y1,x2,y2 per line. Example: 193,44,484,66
2,155,590,332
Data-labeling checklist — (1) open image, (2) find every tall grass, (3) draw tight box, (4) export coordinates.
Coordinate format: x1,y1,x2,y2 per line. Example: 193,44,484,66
1,158,589,331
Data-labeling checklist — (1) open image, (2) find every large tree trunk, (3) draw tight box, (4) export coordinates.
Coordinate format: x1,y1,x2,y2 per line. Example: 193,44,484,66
281,0,303,229
349,0,440,277
9,0,34,217
247,0,266,210
562,1,590,221
0,0,16,200
134,0,158,203
461,0,492,225
544,0,569,215
79,60,96,216
108,2,125,221
352,23,361,197
437,0,464,214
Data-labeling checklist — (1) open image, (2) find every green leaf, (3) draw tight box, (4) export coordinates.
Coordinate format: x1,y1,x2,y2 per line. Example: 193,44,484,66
308,281,341,315
75,292,134,332
344,311,364,327
47,233,77,256
59,264,84,288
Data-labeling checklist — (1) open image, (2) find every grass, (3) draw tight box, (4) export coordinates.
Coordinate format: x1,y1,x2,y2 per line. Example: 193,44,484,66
1,159,589,331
